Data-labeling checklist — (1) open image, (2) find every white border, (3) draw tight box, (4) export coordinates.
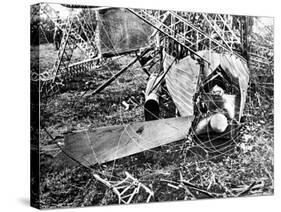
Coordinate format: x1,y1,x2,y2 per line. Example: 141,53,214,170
0,0,279,211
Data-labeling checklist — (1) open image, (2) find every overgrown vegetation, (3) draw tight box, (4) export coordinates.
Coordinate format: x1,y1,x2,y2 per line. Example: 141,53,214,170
31,5,273,207
35,34,273,208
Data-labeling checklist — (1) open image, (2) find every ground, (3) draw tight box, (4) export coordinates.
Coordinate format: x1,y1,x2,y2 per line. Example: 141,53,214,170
35,43,273,209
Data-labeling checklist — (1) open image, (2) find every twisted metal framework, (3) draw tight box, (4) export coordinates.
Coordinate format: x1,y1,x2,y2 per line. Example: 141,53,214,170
127,9,254,157
248,40,273,73
127,9,245,59
201,13,241,51
40,3,98,59
32,3,100,98
247,18,273,102
34,5,253,99
37,6,273,205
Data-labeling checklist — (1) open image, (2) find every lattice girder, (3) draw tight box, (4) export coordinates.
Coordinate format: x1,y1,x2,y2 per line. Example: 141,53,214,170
128,9,238,59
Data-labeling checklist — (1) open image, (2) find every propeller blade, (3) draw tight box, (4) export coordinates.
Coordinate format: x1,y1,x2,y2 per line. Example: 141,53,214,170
56,116,193,167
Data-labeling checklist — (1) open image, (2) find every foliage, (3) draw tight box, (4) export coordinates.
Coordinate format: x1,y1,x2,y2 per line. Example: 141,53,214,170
31,15,56,45
34,40,273,208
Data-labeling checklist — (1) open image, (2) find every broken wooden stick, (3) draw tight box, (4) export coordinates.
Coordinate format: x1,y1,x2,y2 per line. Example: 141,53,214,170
93,171,154,204
237,182,257,197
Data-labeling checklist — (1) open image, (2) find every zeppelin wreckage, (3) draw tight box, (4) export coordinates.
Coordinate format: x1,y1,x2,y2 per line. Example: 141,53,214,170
31,4,272,168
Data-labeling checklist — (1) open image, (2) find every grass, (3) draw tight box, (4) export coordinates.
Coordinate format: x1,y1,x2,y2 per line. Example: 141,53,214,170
34,43,274,209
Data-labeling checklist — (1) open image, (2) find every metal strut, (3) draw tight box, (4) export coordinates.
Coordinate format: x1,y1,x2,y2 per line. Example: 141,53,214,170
127,9,210,64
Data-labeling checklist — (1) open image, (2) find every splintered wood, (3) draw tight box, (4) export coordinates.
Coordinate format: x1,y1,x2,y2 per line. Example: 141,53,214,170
93,172,154,204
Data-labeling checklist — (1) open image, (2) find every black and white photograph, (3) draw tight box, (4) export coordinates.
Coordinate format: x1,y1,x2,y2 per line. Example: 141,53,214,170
30,2,274,209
